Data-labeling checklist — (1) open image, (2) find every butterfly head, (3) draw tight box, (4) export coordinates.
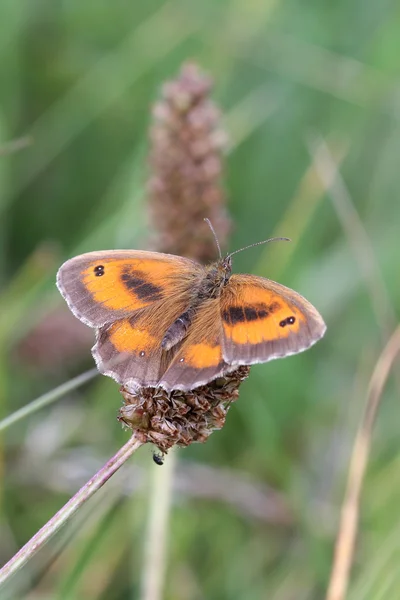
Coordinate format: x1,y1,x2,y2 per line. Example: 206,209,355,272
221,254,232,279
200,255,232,299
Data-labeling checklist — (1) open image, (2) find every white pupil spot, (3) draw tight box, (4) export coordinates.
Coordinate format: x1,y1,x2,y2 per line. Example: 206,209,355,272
179,358,184,363
139,351,145,357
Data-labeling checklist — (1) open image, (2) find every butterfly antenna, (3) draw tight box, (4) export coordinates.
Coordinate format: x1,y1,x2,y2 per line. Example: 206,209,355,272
228,237,291,258
204,218,222,259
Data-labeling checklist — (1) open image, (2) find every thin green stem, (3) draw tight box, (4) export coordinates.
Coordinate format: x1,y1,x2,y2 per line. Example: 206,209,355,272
0,368,98,432
0,434,143,587
140,448,176,600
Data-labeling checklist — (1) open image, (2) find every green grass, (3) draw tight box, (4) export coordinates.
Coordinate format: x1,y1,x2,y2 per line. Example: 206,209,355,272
1,1,399,598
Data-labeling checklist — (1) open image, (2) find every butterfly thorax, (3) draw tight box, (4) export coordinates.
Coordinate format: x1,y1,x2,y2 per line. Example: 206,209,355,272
197,256,232,300
161,256,232,351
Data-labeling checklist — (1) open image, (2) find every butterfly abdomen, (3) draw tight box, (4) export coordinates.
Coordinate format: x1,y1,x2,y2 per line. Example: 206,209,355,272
161,309,193,351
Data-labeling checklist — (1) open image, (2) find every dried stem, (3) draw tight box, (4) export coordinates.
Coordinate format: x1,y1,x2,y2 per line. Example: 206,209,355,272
141,448,177,600
326,324,400,600
0,435,143,587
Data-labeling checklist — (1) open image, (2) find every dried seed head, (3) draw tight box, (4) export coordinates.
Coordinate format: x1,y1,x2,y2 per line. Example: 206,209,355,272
148,62,231,261
119,367,250,453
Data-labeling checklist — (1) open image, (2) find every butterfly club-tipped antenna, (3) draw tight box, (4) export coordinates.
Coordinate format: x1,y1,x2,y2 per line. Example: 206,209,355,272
204,218,222,259
228,236,291,259
204,217,291,262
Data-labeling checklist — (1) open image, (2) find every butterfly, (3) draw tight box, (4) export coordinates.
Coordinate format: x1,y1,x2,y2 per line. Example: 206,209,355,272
57,233,326,393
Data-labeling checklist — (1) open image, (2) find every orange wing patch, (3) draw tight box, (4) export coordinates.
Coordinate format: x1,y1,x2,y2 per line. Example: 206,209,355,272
107,318,158,354
81,257,183,311
180,341,222,369
93,317,166,389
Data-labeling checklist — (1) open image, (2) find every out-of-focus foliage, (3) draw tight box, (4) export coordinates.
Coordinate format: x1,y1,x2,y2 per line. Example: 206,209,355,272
0,1,399,598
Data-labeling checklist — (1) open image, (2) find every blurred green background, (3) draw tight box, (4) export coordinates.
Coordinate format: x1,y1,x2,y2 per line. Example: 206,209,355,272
1,1,400,598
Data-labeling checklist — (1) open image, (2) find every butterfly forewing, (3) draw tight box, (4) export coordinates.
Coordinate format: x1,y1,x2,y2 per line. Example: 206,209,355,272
220,274,326,365
56,250,201,328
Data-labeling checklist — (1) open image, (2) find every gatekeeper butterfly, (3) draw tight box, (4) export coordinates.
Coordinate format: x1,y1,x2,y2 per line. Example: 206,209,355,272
57,224,326,392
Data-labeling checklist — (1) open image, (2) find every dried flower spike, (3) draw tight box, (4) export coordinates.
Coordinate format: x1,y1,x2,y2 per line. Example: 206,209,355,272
148,62,231,262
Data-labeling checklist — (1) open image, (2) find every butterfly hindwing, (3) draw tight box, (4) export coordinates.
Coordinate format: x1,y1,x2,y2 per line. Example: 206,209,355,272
221,274,326,365
93,290,194,389
159,299,228,391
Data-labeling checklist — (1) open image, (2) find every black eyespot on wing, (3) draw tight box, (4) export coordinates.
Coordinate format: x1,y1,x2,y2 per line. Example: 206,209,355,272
279,316,296,328
94,265,105,277
121,267,163,301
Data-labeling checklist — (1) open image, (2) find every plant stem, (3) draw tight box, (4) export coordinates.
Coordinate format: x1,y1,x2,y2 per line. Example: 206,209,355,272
140,447,176,600
0,434,143,587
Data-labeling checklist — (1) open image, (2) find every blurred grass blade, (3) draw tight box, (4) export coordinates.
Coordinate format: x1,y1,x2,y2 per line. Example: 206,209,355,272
256,137,347,280
0,136,33,156
307,134,396,339
4,1,199,208
326,324,400,600
0,369,98,432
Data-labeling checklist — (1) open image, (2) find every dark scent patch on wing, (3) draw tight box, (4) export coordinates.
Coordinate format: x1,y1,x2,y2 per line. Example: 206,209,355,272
222,306,245,324
121,267,163,301
222,302,281,325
